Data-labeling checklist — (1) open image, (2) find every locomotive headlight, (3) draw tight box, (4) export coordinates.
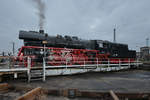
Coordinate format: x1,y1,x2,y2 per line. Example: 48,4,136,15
40,49,44,54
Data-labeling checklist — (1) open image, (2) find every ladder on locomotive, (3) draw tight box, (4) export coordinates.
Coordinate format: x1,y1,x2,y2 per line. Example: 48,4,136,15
27,57,45,82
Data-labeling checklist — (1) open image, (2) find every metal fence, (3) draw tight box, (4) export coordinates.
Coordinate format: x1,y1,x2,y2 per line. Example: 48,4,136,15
0,56,142,82
43,57,141,68
41,57,142,82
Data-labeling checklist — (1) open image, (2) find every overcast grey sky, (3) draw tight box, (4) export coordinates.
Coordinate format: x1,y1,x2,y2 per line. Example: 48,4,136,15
0,0,150,53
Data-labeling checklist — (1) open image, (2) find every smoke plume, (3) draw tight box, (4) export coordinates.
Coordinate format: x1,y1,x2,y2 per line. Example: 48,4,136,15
32,0,46,30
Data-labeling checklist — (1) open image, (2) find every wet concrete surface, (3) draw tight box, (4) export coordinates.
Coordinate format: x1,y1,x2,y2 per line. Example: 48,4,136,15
5,69,150,93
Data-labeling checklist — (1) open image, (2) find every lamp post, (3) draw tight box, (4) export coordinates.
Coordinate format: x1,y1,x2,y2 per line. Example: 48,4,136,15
13,42,15,56
146,38,149,47
42,41,48,57
10,42,15,56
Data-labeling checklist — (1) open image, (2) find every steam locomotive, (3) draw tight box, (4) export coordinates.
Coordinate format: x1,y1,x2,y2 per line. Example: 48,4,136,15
17,30,136,66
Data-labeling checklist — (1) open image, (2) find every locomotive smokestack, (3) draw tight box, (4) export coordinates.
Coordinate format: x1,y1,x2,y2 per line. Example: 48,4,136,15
39,29,44,34
113,28,116,43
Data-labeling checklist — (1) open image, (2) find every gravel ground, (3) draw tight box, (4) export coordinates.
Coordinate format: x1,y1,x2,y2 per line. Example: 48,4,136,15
0,90,27,100
6,69,150,93
1,69,150,100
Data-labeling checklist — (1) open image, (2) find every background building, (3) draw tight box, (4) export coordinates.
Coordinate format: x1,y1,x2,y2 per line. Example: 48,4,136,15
140,46,150,61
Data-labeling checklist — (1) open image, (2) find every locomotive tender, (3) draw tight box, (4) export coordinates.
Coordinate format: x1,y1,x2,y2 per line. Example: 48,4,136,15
18,30,136,66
